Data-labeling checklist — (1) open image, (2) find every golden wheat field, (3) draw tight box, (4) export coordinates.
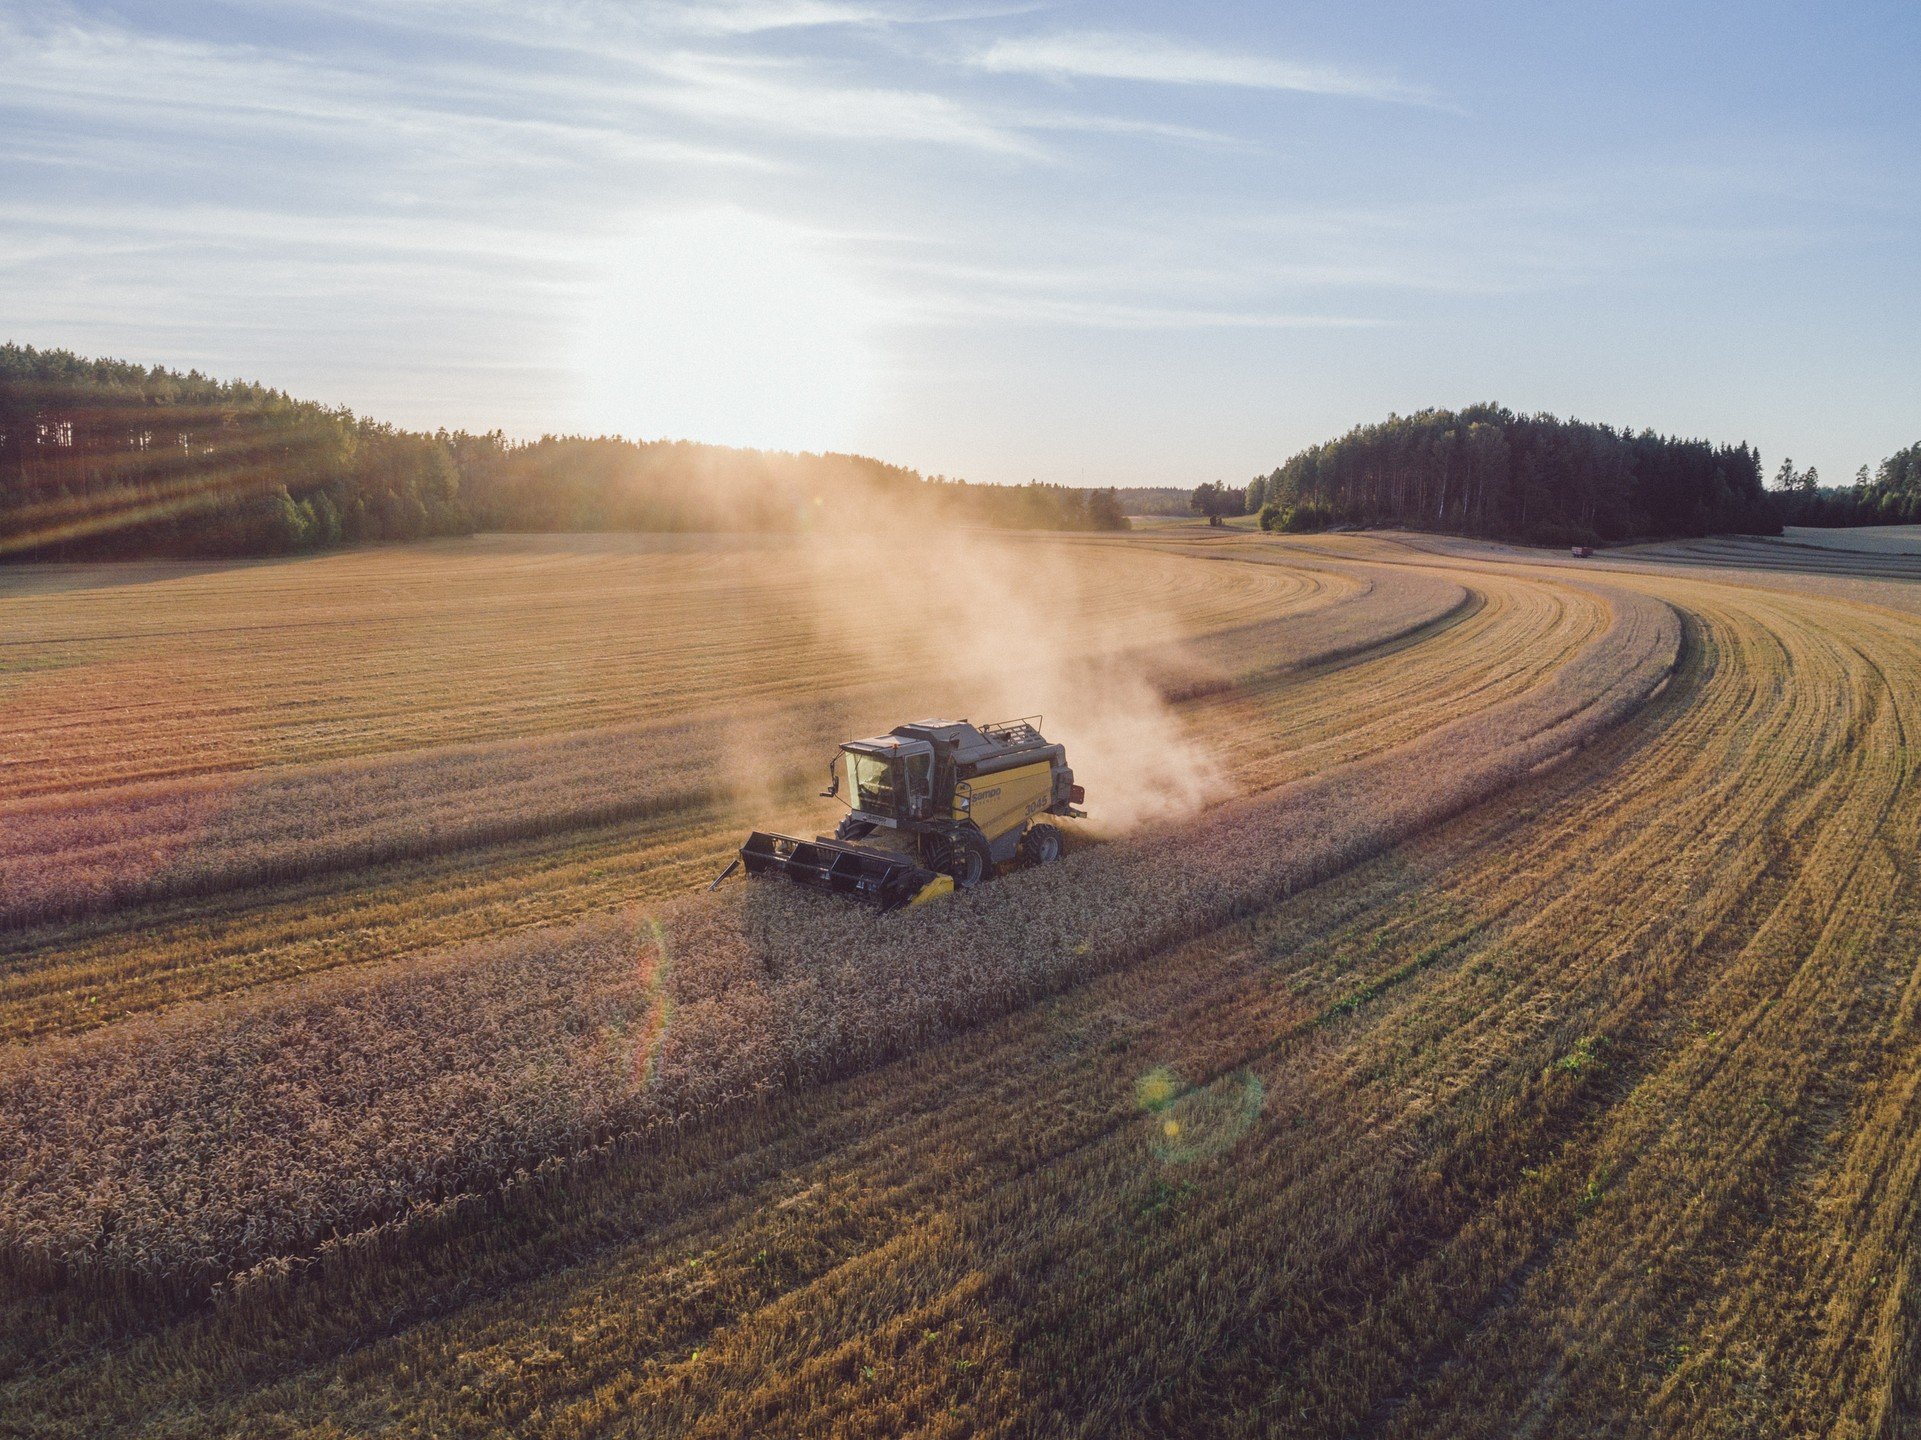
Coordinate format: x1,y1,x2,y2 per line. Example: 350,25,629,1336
3,521,1920,1438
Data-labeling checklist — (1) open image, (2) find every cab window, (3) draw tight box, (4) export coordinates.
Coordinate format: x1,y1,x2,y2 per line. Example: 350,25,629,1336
904,751,933,815
846,751,897,814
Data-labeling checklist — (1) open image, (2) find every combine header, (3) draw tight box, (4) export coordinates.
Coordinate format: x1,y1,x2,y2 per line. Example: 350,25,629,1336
714,717,1086,910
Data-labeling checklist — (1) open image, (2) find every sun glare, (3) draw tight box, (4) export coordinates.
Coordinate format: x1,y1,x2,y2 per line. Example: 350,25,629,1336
578,209,880,452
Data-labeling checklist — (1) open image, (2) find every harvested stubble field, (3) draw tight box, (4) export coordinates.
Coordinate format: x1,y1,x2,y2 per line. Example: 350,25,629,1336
2,524,1918,1438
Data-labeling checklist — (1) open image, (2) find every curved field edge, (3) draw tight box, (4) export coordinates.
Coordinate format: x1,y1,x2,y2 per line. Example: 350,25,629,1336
0,536,1339,798
0,561,1460,933
0,563,1476,1047
0,536,1354,805
0,581,1680,1294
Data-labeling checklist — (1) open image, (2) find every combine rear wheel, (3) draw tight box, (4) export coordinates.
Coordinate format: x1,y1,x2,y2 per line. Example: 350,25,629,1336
924,829,993,889
1021,823,1064,866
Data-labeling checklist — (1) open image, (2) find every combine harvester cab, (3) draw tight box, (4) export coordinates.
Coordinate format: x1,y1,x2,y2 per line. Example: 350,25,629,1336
715,717,1085,911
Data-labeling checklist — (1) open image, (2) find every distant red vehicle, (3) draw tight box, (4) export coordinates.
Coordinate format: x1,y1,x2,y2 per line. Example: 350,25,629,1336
1571,545,1594,558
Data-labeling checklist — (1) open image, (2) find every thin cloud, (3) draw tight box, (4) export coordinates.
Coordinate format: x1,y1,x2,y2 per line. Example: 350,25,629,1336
0,199,592,269
1016,109,1251,147
0,18,777,177
639,52,1048,156
1226,172,1855,294
241,0,1038,45
671,0,1037,34
971,30,1435,104
904,292,1388,330
2,13,1051,162
666,2,908,34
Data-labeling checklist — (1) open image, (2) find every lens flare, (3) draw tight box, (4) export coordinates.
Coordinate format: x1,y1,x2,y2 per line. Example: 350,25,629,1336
635,915,674,1089
1136,1065,1265,1163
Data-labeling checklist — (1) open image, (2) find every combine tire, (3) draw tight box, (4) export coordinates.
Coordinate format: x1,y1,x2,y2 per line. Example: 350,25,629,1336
1020,822,1064,866
925,829,993,889
834,815,877,842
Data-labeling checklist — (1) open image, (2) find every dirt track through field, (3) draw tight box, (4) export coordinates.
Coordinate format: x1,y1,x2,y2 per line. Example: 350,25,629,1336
2,528,1917,1438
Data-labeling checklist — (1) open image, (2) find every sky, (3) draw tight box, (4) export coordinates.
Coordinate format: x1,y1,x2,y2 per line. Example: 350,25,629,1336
2,0,1915,488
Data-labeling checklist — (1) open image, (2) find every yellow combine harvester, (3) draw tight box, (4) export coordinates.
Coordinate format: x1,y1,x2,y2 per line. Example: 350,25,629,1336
713,717,1085,910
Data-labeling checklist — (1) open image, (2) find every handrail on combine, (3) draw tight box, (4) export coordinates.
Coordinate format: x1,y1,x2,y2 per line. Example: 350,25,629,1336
980,715,1045,747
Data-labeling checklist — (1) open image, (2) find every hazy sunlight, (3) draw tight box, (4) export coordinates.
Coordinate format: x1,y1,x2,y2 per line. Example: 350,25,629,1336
578,209,880,452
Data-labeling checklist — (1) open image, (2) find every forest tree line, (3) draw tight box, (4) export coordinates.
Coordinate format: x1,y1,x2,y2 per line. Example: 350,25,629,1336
0,346,468,558
454,433,1127,538
8,349,1911,560
1764,448,1921,528
0,345,1126,559
1111,487,1197,517
1240,405,1780,545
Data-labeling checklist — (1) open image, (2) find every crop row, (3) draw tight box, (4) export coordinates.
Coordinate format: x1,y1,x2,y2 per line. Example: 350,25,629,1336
0,554,1484,1044
229,564,1917,1440
0,562,1456,933
0,534,1338,798
0,578,1679,1291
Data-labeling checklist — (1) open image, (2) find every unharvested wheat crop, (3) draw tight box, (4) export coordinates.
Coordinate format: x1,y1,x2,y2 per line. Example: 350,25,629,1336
0,533,1344,798
15,528,1916,1440
0,536,1467,932
0,577,1676,1290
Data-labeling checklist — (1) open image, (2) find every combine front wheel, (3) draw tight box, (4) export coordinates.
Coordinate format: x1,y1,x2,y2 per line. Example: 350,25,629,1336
834,815,877,842
925,829,993,889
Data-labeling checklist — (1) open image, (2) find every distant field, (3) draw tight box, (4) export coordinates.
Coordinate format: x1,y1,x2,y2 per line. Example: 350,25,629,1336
3,523,1918,1437
0,529,1506,1037
1782,522,1921,553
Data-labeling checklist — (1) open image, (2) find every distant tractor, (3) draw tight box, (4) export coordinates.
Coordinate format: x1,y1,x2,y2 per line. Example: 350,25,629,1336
713,717,1085,910
1571,544,1595,558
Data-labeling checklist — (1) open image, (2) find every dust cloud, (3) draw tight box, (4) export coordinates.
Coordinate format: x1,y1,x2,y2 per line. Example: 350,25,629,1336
779,496,1232,835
